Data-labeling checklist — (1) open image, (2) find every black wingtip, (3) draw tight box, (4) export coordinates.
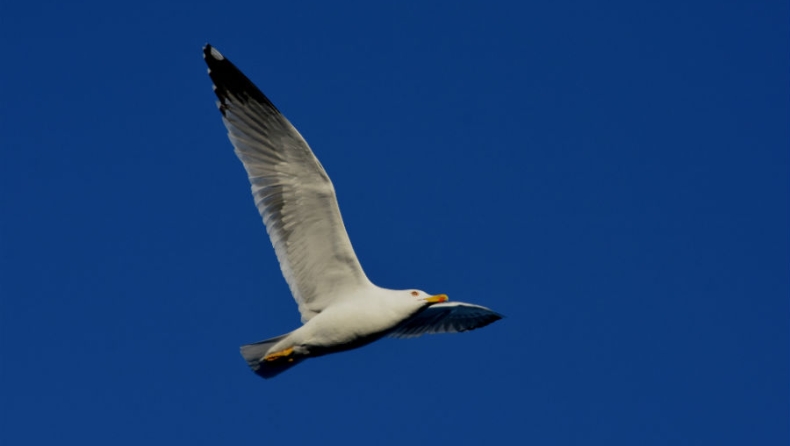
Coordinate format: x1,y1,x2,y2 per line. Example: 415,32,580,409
202,43,223,62
202,44,280,115
203,43,211,58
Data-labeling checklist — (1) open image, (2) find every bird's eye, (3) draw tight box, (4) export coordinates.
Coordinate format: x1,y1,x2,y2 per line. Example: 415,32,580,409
410,291,419,297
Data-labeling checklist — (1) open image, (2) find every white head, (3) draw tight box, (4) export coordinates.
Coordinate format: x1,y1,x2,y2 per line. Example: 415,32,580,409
374,288,449,315
405,289,449,305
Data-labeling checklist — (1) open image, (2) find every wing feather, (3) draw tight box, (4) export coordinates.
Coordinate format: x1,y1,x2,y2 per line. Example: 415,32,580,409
389,302,503,338
203,45,370,322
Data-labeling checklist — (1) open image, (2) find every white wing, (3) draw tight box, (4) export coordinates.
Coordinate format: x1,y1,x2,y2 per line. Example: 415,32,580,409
204,45,370,322
389,302,503,338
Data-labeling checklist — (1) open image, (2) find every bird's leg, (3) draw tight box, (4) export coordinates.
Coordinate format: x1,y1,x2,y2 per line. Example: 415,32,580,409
263,347,295,363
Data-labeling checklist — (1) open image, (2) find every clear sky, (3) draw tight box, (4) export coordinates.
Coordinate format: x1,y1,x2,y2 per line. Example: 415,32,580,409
2,1,787,444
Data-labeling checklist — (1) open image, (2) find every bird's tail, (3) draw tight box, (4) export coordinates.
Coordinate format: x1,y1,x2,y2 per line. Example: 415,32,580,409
240,333,304,379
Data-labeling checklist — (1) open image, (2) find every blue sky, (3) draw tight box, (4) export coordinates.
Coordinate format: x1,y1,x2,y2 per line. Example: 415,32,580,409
2,1,787,444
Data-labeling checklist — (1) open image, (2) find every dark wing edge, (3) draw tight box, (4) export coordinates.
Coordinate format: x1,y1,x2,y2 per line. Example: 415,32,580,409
203,44,280,116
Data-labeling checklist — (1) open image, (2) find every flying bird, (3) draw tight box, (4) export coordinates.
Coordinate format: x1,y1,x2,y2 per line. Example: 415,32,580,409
203,44,502,379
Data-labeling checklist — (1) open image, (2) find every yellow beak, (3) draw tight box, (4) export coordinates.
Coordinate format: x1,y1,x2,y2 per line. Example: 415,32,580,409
425,294,449,303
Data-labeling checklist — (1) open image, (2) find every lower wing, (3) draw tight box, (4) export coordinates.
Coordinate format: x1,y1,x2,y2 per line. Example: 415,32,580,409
389,302,503,338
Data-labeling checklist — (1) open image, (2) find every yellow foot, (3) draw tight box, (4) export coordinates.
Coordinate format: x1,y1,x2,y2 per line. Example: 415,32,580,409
263,347,294,362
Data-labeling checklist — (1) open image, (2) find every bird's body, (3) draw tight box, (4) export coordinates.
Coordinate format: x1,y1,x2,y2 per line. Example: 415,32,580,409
269,287,426,356
203,44,502,379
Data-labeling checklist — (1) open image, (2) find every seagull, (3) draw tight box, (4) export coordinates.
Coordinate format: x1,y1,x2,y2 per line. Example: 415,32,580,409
203,44,502,379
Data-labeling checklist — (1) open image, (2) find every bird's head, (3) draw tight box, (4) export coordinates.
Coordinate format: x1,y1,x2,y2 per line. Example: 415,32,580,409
407,289,448,305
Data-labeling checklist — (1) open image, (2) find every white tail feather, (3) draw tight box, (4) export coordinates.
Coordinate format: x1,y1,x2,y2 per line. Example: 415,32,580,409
239,333,304,379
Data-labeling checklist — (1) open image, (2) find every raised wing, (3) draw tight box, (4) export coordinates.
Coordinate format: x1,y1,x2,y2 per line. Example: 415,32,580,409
389,302,503,338
203,44,370,322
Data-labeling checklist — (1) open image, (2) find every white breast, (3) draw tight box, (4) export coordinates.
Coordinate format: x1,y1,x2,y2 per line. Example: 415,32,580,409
293,289,424,350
